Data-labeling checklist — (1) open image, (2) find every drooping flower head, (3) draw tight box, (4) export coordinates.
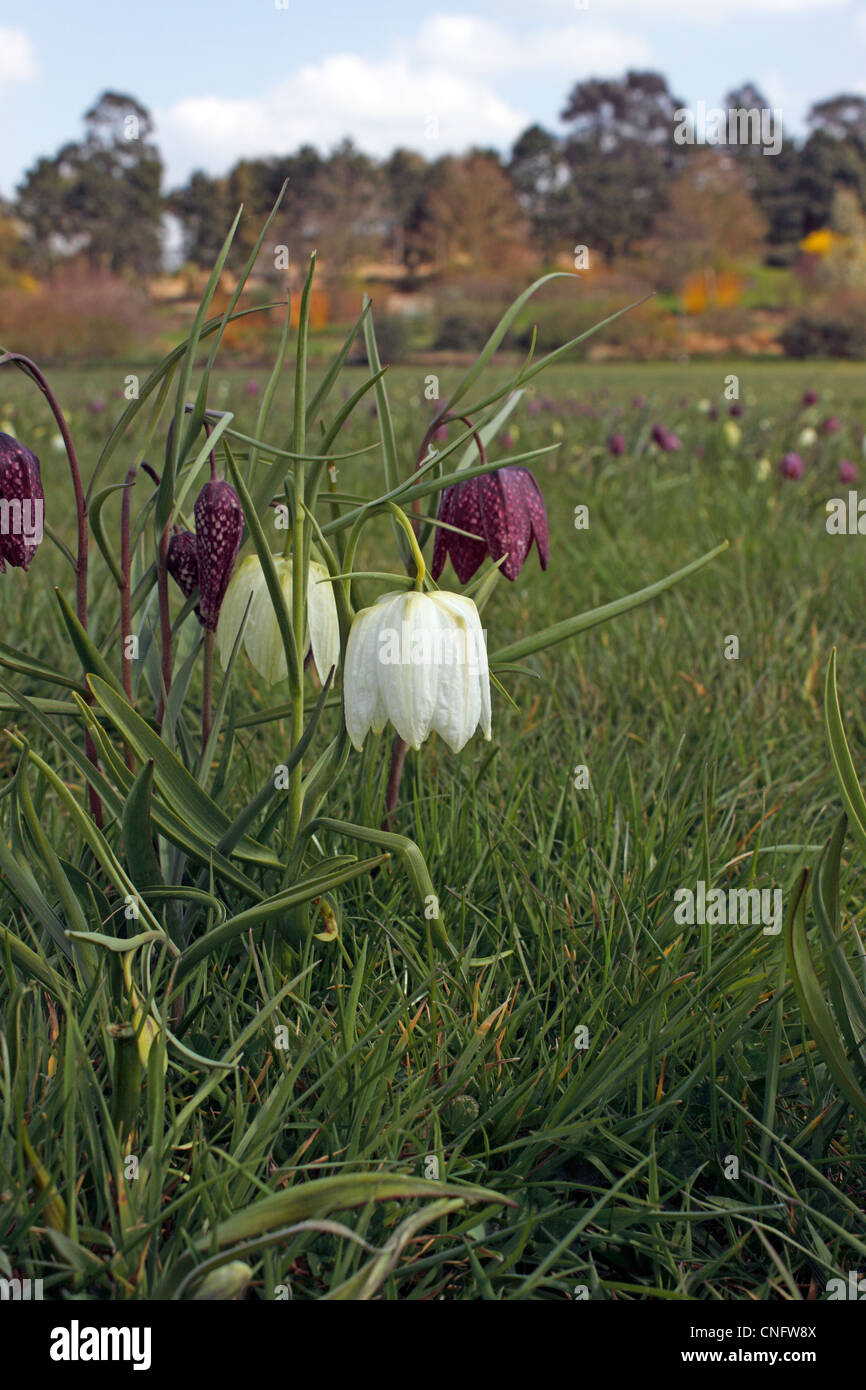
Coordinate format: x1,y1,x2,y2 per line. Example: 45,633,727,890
193,480,244,631
344,590,491,754
651,423,682,452
839,458,858,484
608,432,627,456
166,529,199,602
780,452,804,480
0,433,45,572
432,465,549,584
217,555,339,686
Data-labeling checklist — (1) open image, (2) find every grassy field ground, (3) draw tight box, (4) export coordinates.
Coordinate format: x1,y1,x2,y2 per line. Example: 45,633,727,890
2,356,865,1299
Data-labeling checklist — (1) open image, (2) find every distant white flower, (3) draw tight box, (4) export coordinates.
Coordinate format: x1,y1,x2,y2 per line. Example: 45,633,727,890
344,590,491,753
217,554,339,686
798,426,817,448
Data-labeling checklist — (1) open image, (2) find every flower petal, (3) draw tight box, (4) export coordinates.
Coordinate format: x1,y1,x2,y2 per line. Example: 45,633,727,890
380,593,437,749
307,561,341,684
216,555,265,669
431,592,488,750
482,468,531,581
344,601,386,750
447,477,488,583
194,480,244,630
517,467,549,571
244,557,293,685
431,485,454,581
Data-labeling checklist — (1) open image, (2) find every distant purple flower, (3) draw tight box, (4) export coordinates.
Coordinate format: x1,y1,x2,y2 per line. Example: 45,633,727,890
432,466,548,584
708,406,719,422
839,458,858,484
500,431,515,450
245,380,261,397
729,402,743,417
527,398,542,416
88,397,106,415
802,390,818,407
608,432,627,456
0,434,44,572
651,423,681,452
779,452,804,480
633,395,647,409
193,480,244,630
823,416,841,435
541,396,556,412
433,424,449,441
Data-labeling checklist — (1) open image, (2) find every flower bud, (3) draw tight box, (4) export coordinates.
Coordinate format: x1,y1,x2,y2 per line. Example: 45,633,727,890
193,480,243,631
166,529,199,600
192,1262,253,1301
0,433,45,572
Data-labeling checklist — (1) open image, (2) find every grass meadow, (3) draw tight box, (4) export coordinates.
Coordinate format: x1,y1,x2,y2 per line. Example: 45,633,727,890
2,352,866,1301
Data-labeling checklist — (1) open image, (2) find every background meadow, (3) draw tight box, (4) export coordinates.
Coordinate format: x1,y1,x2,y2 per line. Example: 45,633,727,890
1,353,865,1299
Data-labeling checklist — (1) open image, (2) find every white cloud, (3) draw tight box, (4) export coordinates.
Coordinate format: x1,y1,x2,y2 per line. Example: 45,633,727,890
538,0,848,19
157,12,654,183
404,15,652,75
0,28,36,87
159,55,527,181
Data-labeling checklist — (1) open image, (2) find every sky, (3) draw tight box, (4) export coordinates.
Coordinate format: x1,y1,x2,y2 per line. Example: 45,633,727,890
0,0,865,196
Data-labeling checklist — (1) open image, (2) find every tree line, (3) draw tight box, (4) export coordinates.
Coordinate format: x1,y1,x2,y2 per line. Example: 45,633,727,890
5,74,866,283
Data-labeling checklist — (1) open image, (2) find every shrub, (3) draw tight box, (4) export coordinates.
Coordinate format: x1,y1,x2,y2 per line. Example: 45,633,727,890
433,311,497,353
0,265,151,362
779,299,866,359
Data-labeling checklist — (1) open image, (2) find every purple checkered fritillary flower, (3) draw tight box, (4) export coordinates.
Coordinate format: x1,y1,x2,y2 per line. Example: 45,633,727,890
0,433,45,572
432,466,549,584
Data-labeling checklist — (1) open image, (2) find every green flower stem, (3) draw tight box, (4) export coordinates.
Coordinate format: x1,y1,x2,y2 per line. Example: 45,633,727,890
288,256,316,856
155,521,174,731
342,502,426,607
201,629,215,751
0,350,102,826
